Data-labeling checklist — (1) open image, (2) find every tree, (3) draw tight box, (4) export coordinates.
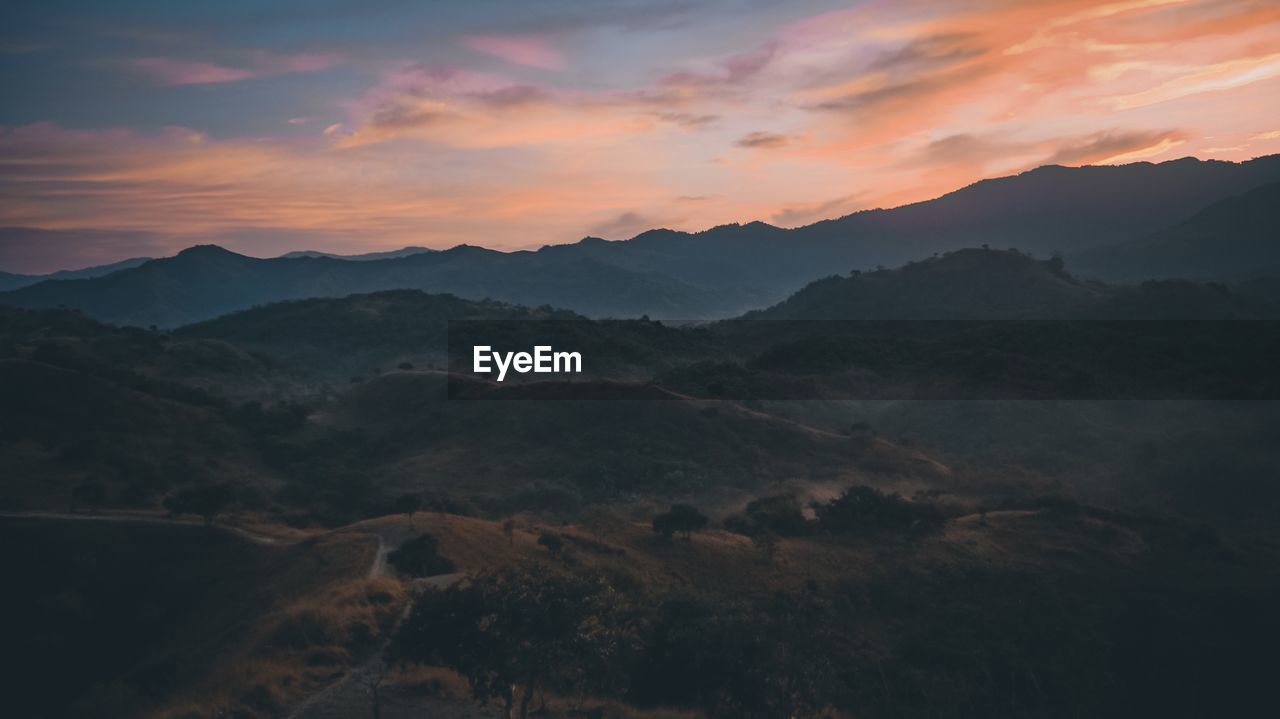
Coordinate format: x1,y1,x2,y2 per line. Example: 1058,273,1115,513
537,531,564,558
163,484,235,525
394,492,422,528
813,485,944,537
392,568,634,719
388,533,456,578
652,504,709,541
738,494,810,537
502,518,516,546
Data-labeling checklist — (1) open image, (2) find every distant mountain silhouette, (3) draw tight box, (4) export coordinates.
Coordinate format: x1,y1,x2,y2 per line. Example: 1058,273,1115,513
1071,181,1280,282
177,289,581,375
743,249,1102,320
0,244,744,327
278,246,437,261
2,155,1277,326
541,155,1280,294
0,256,151,291
744,248,1277,320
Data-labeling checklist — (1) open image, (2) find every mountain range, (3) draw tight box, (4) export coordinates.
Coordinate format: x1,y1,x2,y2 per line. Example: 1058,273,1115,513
0,256,152,292
1,155,1278,327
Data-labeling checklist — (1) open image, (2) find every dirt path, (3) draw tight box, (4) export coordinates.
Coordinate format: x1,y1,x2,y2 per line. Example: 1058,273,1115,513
3,509,476,717
285,570,466,719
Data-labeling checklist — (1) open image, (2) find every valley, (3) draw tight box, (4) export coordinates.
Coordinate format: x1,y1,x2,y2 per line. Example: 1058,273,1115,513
3,157,1280,718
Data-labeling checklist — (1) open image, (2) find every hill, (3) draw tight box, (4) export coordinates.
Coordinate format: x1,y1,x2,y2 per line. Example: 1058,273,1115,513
279,246,437,261
0,256,151,291
177,290,582,377
743,249,1103,320
742,248,1279,321
351,504,1280,719
0,303,957,526
0,515,385,719
0,245,739,327
538,154,1280,295
3,156,1277,327
1072,181,1280,282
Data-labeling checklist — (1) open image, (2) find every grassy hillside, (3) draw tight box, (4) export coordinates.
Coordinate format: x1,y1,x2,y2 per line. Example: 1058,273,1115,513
361,502,1280,719
0,518,387,719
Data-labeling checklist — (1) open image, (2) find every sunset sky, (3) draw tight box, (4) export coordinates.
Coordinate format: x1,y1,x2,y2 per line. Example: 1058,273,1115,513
2,0,1279,273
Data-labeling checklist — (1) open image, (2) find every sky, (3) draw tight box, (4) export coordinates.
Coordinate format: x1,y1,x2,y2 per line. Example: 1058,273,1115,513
2,0,1279,273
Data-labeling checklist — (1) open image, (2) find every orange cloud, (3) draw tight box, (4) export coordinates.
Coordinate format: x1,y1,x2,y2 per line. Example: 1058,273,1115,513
4,0,1279,266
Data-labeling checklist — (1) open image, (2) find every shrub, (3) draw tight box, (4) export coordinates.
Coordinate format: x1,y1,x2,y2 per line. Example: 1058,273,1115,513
387,534,456,578
814,485,944,536
652,504,709,541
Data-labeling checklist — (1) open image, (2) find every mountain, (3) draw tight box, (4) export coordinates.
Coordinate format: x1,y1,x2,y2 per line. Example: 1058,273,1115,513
803,155,1280,262
1071,181,1280,282
176,289,581,377
0,272,27,292
743,248,1279,322
278,246,437,261
536,155,1280,295
0,244,745,327
743,249,1104,320
0,256,151,291
2,155,1277,327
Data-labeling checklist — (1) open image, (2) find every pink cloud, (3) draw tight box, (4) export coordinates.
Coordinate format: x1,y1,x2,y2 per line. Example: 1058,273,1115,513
461,34,564,70
130,58,255,85
129,50,342,86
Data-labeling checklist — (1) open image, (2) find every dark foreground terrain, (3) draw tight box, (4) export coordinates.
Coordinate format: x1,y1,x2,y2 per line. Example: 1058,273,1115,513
3,244,1280,718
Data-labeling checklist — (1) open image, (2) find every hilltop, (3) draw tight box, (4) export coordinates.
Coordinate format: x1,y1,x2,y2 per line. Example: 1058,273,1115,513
3,155,1278,327
743,249,1102,320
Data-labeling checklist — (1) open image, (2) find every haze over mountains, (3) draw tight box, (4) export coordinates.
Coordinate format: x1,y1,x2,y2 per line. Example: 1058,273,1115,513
0,256,152,292
1,155,1278,327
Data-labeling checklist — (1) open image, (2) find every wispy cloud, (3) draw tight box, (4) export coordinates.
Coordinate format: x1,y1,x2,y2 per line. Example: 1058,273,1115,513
4,0,1279,268
128,50,342,86
588,211,680,238
1044,129,1188,165
770,193,864,227
461,34,564,70
735,131,791,149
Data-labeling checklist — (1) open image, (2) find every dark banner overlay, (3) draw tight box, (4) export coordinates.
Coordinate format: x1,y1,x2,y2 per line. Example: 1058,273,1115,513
446,320,1280,400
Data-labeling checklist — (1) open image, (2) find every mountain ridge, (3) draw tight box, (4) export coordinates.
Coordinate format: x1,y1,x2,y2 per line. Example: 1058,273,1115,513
3,155,1278,327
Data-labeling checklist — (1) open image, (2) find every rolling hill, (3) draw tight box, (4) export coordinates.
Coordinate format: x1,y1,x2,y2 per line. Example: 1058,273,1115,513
1072,181,1280,282
0,256,152,291
3,155,1278,327
538,154,1280,293
0,244,741,327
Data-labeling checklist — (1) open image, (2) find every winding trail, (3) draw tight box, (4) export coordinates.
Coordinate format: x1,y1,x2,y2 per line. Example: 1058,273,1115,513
2,509,469,717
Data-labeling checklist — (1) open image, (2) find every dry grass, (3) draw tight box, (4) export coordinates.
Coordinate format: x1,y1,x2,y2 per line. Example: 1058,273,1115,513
387,664,472,700
146,534,403,719
145,501,1153,719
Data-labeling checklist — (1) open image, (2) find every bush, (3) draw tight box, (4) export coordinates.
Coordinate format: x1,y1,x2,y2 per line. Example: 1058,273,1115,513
814,485,944,536
652,504,709,541
725,494,810,538
387,534,456,578
392,567,635,718
537,531,565,557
